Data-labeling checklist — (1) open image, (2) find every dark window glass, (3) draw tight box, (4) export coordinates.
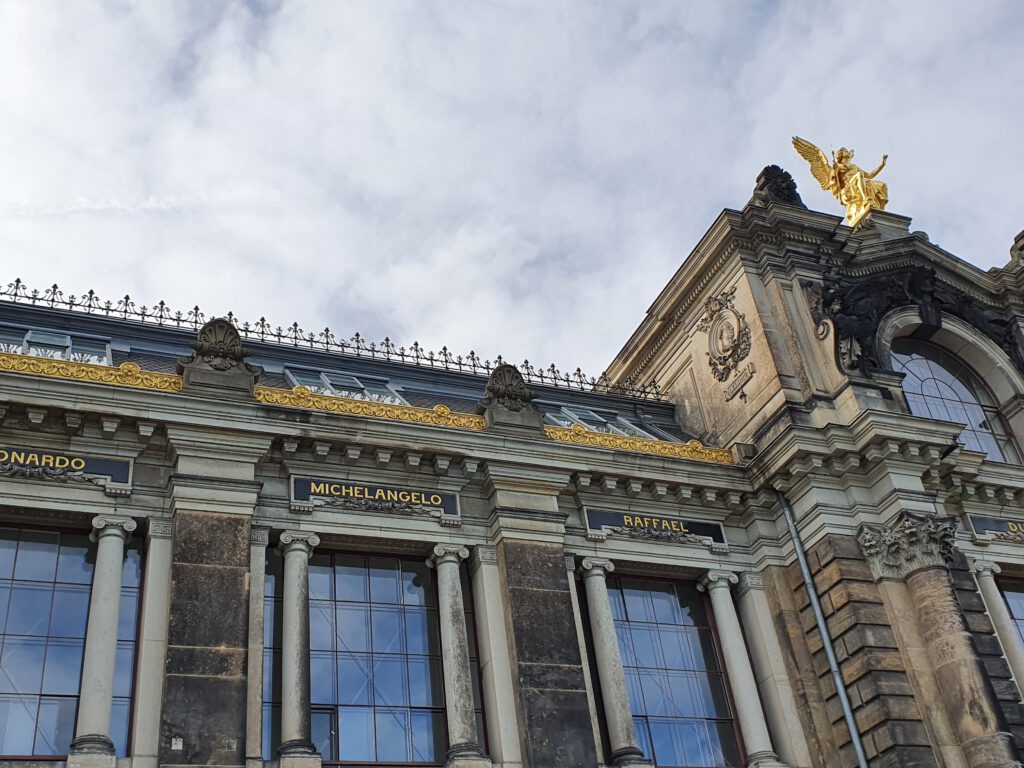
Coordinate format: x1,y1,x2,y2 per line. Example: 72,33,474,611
0,527,141,758
263,553,485,765
606,577,741,768
1001,580,1024,647
891,339,1019,463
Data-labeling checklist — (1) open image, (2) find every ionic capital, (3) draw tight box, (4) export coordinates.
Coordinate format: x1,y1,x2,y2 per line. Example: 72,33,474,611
579,557,615,579
90,515,137,542
698,569,738,593
969,558,1003,578
277,530,320,557
858,511,958,581
427,543,469,569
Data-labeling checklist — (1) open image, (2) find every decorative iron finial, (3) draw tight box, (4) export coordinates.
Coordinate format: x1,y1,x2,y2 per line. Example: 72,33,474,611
792,137,889,228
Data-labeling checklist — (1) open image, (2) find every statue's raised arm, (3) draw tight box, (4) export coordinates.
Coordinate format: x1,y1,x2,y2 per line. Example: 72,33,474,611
791,136,890,228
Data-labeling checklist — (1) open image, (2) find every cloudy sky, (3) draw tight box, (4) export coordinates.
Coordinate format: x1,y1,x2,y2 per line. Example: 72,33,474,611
2,1,1021,376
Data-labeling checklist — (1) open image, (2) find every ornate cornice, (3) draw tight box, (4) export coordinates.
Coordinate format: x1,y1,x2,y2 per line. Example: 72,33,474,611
255,386,487,430
858,511,958,581
544,424,734,464
0,352,182,392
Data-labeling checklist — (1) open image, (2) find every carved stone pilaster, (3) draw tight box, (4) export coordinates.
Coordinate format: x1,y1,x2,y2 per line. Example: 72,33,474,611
469,544,497,575
858,511,957,581
250,526,270,547
147,518,173,539
735,571,764,598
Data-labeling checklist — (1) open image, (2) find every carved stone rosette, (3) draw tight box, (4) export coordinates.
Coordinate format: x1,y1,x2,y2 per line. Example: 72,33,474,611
858,511,958,581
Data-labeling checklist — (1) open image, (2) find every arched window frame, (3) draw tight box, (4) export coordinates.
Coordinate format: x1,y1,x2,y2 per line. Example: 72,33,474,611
879,308,1024,464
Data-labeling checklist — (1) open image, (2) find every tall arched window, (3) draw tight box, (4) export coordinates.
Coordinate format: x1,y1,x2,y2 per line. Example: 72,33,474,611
890,339,1019,463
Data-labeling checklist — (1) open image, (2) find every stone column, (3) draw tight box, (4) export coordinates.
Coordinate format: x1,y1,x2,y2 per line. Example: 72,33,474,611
860,512,1020,767
69,515,136,766
735,572,813,768
278,531,321,763
427,544,488,767
469,545,522,768
698,571,786,768
579,558,648,766
129,519,174,768
246,527,270,768
971,560,1024,703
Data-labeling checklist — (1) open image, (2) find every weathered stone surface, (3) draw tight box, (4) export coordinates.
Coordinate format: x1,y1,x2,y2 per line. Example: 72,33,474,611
160,511,250,766
498,540,598,768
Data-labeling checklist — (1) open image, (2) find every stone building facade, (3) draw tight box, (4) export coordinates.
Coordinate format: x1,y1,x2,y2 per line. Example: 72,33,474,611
2,166,1024,768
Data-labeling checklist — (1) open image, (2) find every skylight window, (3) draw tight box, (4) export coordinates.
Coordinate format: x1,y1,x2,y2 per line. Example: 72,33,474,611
0,327,110,365
285,369,406,405
543,405,658,439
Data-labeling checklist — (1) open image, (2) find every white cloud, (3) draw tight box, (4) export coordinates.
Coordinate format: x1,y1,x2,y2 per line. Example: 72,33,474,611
1,0,1021,375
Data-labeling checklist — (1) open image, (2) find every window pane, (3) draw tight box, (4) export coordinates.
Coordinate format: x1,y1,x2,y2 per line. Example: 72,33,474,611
407,656,443,707
110,699,131,757
650,583,683,625
311,708,334,758
41,638,84,695
411,710,445,763
310,652,335,705
371,605,404,653
335,556,368,602
113,644,134,699
14,532,59,582
0,535,17,580
56,536,92,585
375,708,410,762
310,602,335,651
118,590,139,642
405,607,440,656
622,579,655,622
368,558,400,604
338,707,374,761
0,587,8,635
338,653,372,706
34,696,76,756
372,656,408,706
308,556,333,601
121,548,141,589
337,605,370,652
0,693,38,754
0,637,46,694
401,561,434,606
7,584,53,636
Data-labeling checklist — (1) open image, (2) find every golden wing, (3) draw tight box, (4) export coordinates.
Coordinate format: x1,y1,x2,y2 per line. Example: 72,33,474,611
792,136,832,190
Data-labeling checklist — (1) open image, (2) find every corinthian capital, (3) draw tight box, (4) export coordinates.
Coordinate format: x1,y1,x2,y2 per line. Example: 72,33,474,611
858,511,958,581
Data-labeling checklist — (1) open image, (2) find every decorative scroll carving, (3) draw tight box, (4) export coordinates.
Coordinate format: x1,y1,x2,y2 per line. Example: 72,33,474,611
187,318,255,373
278,530,320,555
695,288,753,396
858,511,958,581
479,364,535,412
605,525,718,548
750,165,806,208
544,424,734,465
257,386,486,430
427,544,470,567
303,494,453,521
0,352,182,392
803,267,1023,375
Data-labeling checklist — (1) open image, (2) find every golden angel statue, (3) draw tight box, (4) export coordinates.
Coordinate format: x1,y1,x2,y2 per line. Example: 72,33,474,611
792,136,889,228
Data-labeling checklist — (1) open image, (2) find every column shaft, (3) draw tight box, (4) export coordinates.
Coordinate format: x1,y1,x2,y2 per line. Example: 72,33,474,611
278,531,320,757
72,516,135,756
129,520,173,768
246,527,270,764
428,544,485,764
908,566,1018,767
470,546,522,767
579,558,646,767
972,561,1024,703
699,571,784,768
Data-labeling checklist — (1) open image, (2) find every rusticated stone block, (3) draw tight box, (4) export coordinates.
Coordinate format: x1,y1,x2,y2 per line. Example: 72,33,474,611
835,624,898,659
813,559,875,594
812,534,867,569
866,719,933,754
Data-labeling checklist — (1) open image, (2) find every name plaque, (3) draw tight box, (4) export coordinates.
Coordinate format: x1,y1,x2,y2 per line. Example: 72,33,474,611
0,445,131,484
970,515,1024,539
585,507,726,545
292,477,460,524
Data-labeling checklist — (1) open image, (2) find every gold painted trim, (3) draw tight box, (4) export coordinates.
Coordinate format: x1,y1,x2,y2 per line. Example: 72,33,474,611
254,386,487,430
0,352,182,392
545,424,734,465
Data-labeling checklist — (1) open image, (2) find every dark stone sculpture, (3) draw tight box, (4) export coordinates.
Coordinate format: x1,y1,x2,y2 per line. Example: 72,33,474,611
750,165,806,209
803,267,1023,375
477,364,545,432
178,318,263,395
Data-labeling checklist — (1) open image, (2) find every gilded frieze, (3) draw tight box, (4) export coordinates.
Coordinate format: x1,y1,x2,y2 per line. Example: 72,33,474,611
0,352,182,391
544,424,734,465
